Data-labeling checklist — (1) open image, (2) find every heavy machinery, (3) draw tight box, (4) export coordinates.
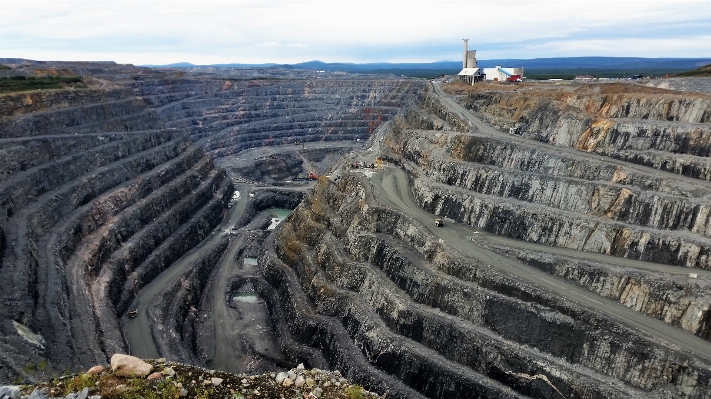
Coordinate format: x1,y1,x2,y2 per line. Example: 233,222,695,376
435,218,443,227
128,309,138,318
307,172,318,180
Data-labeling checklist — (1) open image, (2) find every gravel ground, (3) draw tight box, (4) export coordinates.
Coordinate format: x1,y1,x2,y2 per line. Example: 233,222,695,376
644,77,711,94
14,359,383,399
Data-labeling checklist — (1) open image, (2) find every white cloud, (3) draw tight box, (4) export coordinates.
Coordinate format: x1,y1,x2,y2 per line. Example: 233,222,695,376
255,42,281,48
1,0,709,63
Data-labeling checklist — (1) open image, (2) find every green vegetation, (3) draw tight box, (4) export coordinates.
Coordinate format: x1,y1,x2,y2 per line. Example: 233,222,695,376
0,64,11,71
676,63,711,77
0,75,83,93
346,384,365,399
59,373,98,396
523,68,687,80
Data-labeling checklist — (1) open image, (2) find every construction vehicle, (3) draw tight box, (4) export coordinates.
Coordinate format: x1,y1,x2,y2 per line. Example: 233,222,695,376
128,309,138,318
307,172,318,180
434,218,443,227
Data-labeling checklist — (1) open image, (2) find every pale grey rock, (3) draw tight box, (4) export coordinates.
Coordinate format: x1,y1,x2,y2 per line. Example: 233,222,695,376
110,354,153,378
0,386,20,399
275,372,288,384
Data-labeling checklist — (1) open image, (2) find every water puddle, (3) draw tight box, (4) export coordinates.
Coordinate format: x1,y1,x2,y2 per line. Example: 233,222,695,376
244,257,258,266
232,293,260,303
266,208,292,230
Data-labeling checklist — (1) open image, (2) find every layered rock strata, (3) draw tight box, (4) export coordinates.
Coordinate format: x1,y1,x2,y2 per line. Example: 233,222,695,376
379,86,711,339
262,171,711,399
456,82,711,180
391,91,711,270
0,85,232,380
130,78,423,160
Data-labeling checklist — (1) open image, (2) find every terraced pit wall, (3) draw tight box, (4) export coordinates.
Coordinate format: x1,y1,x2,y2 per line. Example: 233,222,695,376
129,78,423,159
383,90,711,337
262,170,711,399
0,86,232,380
459,83,711,180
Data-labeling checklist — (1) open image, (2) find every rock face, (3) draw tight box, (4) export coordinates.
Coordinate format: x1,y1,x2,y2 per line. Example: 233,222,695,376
0,72,232,381
458,82,711,180
397,85,711,270
129,77,422,160
0,62,425,383
261,81,711,399
262,171,711,399
110,354,153,378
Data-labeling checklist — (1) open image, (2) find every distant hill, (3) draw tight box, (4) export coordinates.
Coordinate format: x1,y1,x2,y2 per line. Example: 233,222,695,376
676,63,711,77
146,57,711,79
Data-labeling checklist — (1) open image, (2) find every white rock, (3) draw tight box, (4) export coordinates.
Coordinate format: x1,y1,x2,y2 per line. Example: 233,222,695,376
110,354,154,378
211,377,223,386
295,375,305,387
275,372,288,384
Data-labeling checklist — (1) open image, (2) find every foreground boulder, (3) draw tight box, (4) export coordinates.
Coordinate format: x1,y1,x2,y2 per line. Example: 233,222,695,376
110,354,153,378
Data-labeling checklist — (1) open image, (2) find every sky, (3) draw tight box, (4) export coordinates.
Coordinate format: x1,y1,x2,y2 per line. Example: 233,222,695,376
2,0,711,65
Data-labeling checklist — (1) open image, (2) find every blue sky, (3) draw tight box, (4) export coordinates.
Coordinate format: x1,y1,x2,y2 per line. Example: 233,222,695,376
2,0,710,65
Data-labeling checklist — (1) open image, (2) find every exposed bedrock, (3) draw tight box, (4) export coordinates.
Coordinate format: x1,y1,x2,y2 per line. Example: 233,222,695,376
455,83,711,180
384,106,711,269
263,172,711,398
147,237,229,365
0,83,232,381
129,77,424,159
235,189,304,229
480,243,711,338
230,152,305,183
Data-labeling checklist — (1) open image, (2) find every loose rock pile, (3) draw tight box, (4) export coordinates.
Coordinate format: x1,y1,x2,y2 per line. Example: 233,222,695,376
5,354,382,399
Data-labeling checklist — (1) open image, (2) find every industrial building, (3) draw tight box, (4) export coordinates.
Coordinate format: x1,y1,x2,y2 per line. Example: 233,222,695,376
458,40,524,84
458,39,484,84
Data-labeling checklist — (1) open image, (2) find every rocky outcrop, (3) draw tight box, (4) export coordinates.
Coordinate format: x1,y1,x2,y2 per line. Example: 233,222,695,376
261,170,711,398
386,103,711,269
129,77,423,160
458,82,711,180
0,82,232,382
147,239,229,365
479,242,711,338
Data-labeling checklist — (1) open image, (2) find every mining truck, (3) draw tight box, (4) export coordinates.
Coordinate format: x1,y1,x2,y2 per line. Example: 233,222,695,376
434,218,443,227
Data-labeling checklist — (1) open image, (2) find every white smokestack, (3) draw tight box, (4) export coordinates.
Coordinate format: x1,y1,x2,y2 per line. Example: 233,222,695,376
463,39,469,69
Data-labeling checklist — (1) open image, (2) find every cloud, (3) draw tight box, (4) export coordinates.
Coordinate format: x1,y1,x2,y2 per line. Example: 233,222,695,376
1,0,710,64
255,41,280,48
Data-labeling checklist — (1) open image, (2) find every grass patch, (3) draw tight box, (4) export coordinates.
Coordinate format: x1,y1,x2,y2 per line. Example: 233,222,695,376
0,75,83,93
676,63,711,77
0,64,11,71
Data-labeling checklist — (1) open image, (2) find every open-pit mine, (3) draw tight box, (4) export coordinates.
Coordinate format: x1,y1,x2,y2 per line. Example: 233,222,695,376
1,59,711,399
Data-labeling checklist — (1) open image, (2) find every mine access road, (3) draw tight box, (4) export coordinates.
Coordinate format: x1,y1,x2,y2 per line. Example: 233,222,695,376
358,84,711,361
